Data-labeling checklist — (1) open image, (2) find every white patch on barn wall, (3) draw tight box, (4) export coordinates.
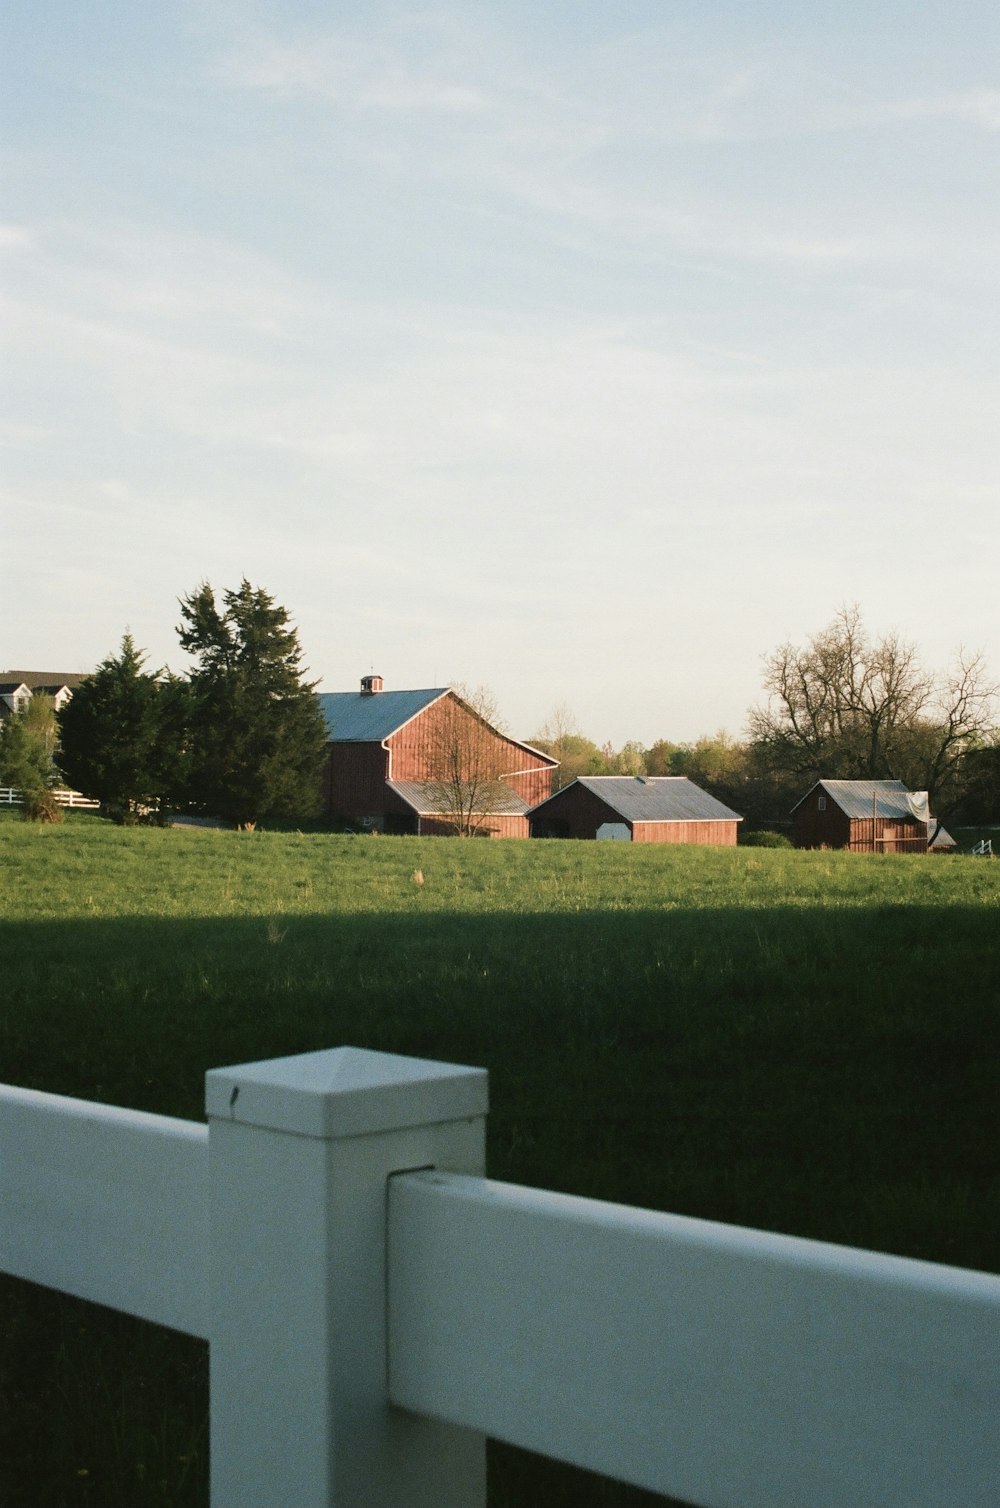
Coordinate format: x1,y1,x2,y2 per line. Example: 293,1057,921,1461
596,822,631,842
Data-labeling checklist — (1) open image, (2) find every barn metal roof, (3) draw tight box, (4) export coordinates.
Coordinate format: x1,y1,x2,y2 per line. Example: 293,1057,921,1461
387,780,529,816
316,688,448,742
536,776,742,823
791,779,927,821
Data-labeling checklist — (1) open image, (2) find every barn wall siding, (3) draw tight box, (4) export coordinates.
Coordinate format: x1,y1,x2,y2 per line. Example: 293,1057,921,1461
418,814,530,840
631,821,738,846
323,744,392,816
846,818,927,853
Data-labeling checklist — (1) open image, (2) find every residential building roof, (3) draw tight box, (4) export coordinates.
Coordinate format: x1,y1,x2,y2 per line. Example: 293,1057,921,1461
534,775,742,823
791,779,929,822
316,688,448,742
1,671,90,692
387,780,530,817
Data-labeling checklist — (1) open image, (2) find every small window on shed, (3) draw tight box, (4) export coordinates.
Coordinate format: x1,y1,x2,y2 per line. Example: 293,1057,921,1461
817,796,827,811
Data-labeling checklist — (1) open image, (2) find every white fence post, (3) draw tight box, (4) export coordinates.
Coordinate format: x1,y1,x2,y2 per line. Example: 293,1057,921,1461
205,1046,488,1508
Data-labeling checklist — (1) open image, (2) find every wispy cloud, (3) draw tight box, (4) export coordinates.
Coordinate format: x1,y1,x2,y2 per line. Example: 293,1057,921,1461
216,31,492,114
0,224,34,250
882,88,1000,131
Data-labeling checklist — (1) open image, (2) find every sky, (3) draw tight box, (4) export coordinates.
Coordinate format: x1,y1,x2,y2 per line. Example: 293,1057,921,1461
2,1,998,747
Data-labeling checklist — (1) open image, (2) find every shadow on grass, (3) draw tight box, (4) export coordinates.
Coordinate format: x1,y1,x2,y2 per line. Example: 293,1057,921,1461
2,902,998,1506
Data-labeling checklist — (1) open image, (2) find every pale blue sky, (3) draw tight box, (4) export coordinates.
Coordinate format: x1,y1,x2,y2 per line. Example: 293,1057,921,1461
3,2,998,744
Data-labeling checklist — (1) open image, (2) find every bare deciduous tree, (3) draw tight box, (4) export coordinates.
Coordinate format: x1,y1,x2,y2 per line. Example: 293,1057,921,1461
749,606,996,810
425,685,517,836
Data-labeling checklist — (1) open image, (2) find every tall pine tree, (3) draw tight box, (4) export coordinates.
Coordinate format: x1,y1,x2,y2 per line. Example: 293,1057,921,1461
178,580,328,827
57,634,173,821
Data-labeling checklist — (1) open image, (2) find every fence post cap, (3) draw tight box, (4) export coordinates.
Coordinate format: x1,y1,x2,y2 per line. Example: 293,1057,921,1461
206,1045,488,1139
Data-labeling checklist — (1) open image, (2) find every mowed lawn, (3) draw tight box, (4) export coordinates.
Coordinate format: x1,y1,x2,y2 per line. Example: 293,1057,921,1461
2,817,998,1507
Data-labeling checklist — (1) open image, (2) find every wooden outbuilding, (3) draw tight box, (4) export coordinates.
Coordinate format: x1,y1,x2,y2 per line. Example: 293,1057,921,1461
791,779,933,853
317,677,557,836
527,776,742,844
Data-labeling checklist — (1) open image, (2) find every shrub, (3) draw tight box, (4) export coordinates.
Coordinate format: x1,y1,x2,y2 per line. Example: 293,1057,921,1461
20,789,63,823
741,829,792,848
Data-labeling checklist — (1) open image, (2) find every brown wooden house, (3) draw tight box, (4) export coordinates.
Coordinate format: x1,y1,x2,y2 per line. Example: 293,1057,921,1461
317,676,557,837
791,780,932,852
527,776,742,844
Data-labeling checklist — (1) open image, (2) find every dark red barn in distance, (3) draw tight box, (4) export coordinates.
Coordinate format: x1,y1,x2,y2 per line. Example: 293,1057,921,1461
528,776,742,844
317,676,557,837
791,779,933,852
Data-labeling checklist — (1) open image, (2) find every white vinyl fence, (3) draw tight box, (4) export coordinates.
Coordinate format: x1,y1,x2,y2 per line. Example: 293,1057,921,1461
1,1047,998,1508
0,785,99,809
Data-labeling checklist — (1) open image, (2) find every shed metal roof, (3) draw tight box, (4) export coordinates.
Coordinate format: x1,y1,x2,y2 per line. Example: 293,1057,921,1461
387,780,529,817
791,779,928,822
535,776,742,823
316,688,448,742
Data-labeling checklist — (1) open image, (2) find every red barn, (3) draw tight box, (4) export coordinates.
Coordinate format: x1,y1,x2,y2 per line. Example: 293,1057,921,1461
791,779,932,852
318,676,557,837
528,776,742,844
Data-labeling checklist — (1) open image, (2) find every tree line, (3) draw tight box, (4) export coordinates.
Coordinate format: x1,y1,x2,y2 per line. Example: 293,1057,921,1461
2,596,997,829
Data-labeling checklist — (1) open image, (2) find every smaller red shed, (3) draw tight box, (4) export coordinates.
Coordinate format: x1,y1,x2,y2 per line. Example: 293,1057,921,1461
528,776,742,844
791,779,933,853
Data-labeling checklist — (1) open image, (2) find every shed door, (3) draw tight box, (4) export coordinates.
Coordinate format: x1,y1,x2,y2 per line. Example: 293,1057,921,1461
596,822,631,842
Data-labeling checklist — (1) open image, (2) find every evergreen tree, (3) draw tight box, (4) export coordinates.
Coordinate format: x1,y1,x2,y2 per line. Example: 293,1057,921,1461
57,634,172,821
177,580,327,827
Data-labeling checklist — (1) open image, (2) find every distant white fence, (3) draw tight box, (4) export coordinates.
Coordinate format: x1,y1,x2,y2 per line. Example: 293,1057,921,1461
0,785,99,809
2,1047,998,1508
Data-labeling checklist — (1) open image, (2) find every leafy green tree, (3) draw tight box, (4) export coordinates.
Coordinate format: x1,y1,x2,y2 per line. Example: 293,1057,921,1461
953,740,1000,822
0,694,57,793
644,738,683,776
57,635,173,821
178,579,328,828
671,731,748,788
602,739,646,775
530,706,608,790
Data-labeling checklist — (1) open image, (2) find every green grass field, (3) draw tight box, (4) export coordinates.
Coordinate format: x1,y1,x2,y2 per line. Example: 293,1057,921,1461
2,818,998,1506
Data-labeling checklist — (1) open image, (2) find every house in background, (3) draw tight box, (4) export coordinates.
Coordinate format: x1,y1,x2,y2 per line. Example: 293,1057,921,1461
0,671,90,722
791,779,934,853
527,775,743,844
317,675,557,837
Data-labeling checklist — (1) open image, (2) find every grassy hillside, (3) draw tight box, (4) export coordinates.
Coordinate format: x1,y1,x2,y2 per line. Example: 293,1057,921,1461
2,820,998,1506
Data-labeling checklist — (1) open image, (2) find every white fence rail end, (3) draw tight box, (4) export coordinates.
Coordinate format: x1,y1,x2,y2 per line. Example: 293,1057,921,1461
2,1047,999,1507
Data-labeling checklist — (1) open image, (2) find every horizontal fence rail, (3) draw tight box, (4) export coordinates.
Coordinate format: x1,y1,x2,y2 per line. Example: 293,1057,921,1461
0,1083,209,1338
3,1047,999,1507
388,1171,1000,1508
0,785,100,809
